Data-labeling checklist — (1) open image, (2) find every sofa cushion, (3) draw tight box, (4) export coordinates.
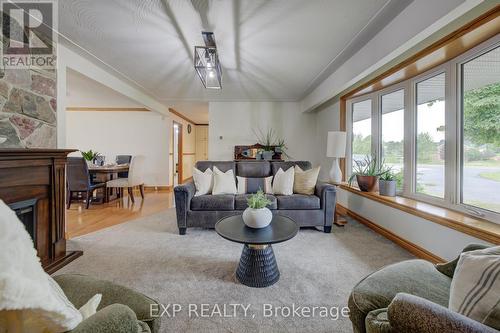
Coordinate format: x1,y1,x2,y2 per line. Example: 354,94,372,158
271,161,311,175
236,161,271,177
191,195,235,211
276,194,320,210
195,161,235,174
234,194,277,210
236,176,273,194
348,259,452,333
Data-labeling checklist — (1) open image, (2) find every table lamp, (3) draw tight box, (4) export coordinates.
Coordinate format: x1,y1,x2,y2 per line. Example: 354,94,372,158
326,131,346,184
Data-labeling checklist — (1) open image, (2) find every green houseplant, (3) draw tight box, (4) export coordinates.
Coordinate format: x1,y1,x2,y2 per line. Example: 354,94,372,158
254,128,276,160
243,190,273,228
379,168,397,197
348,156,386,192
81,150,100,164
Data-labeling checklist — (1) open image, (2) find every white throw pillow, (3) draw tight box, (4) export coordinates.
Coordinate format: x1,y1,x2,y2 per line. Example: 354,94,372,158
193,167,213,196
78,294,102,320
212,166,237,195
0,200,83,333
272,167,295,195
293,165,320,195
449,246,500,325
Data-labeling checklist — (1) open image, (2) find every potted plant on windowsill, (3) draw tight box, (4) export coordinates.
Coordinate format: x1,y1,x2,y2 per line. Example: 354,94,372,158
379,168,397,197
243,190,273,228
348,156,386,192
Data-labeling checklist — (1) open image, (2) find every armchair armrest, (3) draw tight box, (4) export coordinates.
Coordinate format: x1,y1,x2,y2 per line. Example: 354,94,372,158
54,274,159,329
71,304,139,333
315,182,336,227
388,293,497,333
174,181,196,231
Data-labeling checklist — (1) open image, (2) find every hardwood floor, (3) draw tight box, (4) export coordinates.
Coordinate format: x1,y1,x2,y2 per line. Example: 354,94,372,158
66,189,174,239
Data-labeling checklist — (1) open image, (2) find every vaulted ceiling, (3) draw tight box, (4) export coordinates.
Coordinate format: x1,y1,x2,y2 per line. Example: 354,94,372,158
59,0,412,102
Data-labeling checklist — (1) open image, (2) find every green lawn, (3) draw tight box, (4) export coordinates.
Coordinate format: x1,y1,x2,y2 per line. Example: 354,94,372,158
479,171,500,182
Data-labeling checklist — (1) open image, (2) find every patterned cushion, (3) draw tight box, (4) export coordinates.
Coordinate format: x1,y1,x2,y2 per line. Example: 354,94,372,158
236,176,273,194
449,246,500,328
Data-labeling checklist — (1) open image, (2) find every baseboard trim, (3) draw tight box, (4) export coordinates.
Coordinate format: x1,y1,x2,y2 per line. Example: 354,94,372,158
337,204,445,264
144,186,172,192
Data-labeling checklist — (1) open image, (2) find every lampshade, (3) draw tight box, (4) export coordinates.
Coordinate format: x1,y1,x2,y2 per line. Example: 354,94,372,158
326,131,346,157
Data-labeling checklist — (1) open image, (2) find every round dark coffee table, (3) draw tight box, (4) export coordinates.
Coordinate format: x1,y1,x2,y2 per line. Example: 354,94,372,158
215,214,299,288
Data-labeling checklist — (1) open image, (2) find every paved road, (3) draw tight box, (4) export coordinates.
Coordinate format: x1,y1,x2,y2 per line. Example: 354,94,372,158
417,164,500,210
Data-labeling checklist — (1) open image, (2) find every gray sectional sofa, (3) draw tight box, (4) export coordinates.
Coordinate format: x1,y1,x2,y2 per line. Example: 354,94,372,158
174,160,336,235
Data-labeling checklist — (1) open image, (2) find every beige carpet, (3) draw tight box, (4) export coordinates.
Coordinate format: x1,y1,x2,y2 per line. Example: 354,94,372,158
58,208,414,333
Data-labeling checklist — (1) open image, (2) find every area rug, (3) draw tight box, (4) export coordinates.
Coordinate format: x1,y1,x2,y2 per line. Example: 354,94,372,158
58,208,414,333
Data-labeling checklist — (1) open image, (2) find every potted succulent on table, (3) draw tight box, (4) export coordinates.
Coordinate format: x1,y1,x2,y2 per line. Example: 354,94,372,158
243,190,273,228
348,156,386,192
81,150,100,166
379,168,397,197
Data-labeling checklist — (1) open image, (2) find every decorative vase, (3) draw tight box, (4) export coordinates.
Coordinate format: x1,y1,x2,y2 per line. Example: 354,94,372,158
356,175,378,192
242,207,272,229
262,151,274,160
379,180,396,197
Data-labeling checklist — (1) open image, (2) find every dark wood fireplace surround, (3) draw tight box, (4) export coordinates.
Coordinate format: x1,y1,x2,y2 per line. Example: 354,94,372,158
0,149,82,273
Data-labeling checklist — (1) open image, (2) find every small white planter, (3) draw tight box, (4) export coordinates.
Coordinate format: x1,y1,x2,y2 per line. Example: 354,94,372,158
242,207,272,229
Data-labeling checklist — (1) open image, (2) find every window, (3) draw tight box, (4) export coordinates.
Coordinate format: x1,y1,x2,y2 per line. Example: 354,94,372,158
461,45,500,214
345,36,500,224
415,73,446,198
381,89,404,191
351,99,372,170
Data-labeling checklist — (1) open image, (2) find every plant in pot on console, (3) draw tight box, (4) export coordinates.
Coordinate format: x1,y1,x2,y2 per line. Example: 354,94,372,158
348,156,386,192
81,150,100,166
243,190,273,228
254,128,276,160
379,168,397,197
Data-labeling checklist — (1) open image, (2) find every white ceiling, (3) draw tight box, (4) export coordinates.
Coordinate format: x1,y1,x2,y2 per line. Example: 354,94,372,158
58,0,412,104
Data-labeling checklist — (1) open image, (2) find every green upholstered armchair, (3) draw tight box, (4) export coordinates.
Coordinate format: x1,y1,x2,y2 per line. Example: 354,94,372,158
53,274,160,333
348,244,498,333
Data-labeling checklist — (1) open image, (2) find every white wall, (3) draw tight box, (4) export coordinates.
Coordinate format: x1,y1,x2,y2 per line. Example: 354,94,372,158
66,111,170,186
337,191,491,261
208,102,317,164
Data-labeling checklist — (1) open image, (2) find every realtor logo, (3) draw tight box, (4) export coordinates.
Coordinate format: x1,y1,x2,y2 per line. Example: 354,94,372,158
1,0,57,68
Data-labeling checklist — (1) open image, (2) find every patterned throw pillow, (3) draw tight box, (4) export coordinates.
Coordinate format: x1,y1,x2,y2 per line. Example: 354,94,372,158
449,246,500,328
236,176,273,194
293,165,320,195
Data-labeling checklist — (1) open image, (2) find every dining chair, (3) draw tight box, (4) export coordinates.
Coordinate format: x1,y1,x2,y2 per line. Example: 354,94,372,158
67,157,106,209
107,155,145,203
115,155,132,178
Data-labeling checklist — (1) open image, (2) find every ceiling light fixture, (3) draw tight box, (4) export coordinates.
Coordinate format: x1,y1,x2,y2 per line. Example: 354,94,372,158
194,32,222,89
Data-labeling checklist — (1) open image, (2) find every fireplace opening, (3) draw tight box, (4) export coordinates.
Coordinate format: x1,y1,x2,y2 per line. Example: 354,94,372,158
9,198,37,244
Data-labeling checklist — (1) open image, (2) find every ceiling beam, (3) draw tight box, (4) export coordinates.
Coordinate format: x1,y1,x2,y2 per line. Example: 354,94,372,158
168,107,207,126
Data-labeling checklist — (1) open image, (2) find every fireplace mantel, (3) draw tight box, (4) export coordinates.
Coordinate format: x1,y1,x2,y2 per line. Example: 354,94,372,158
0,148,82,273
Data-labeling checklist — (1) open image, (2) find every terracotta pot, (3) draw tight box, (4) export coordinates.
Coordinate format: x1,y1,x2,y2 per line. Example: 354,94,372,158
356,175,378,192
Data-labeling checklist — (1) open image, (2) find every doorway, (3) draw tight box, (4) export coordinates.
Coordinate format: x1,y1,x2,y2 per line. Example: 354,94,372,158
172,121,183,186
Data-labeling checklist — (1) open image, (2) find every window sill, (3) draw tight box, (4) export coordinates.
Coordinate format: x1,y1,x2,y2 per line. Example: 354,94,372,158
338,184,500,244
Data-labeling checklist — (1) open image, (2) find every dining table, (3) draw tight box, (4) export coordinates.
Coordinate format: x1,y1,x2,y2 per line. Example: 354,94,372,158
88,164,129,203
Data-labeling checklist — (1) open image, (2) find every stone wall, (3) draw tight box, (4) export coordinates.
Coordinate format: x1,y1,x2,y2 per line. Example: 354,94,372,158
0,9,57,148
0,67,57,148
